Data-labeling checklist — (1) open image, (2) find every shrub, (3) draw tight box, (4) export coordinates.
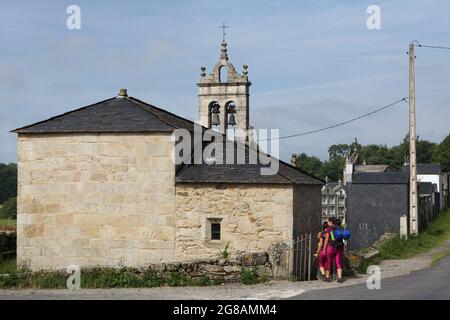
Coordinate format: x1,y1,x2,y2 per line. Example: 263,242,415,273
167,271,190,287
240,267,258,285
0,197,16,219
219,242,230,259
191,275,210,286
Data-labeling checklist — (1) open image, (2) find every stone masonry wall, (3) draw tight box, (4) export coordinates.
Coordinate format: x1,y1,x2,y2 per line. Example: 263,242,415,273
147,251,272,284
174,184,293,261
17,133,175,270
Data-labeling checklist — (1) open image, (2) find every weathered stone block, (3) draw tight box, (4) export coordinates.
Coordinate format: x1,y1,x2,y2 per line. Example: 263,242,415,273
24,225,44,238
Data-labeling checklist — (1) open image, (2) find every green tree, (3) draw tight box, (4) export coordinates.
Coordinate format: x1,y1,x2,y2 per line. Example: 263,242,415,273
0,197,17,219
417,140,436,164
293,134,445,182
0,163,17,204
433,134,450,172
319,157,345,181
295,153,323,178
393,134,436,168
328,144,350,161
360,144,392,165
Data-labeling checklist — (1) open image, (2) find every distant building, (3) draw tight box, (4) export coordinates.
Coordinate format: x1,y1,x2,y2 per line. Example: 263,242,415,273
343,143,442,250
354,164,393,173
321,178,346,223
346,171,439,250
402,163,445,211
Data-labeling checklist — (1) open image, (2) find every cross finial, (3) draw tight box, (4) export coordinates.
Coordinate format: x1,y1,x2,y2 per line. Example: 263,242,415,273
218,21,229,43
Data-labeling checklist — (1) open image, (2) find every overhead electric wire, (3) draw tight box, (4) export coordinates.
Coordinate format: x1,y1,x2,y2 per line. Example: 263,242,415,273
258,41,450,142
260,97,408,141
416,44,450,50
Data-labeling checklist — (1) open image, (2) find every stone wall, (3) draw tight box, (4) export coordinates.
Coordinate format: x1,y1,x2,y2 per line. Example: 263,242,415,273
174,183,293,261
17,133,176,270
148,251,271,284
293,184,322,239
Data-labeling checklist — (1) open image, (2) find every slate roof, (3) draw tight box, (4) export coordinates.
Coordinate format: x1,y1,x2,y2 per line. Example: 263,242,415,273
417,163,441,175
11,96,197,134
354,164,392,173
324,182,346,191
176,140,323,185
401,163,442,175
352,172,409,184
11,93,323,186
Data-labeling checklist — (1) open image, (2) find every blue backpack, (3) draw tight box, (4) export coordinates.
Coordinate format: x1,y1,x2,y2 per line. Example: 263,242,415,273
334,226,351,240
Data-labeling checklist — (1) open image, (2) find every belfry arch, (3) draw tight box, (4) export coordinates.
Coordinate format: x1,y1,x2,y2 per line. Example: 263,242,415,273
197,41,251,139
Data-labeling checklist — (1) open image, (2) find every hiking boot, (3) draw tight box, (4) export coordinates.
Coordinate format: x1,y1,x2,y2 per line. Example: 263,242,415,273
337,277,345,283
322,277,331,282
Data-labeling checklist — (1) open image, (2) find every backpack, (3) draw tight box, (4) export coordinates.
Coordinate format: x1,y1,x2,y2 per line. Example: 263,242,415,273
334,226,351,240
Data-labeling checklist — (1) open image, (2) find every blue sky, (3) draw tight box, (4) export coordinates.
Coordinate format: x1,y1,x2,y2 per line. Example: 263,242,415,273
1,0,449,163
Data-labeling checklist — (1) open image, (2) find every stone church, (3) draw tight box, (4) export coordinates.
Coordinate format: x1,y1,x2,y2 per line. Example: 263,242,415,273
12,41,323,270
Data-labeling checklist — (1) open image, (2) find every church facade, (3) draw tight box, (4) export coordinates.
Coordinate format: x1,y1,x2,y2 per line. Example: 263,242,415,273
12,41,323,270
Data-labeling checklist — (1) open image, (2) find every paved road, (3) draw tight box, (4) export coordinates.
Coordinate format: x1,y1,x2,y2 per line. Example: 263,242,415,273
291,254,450,300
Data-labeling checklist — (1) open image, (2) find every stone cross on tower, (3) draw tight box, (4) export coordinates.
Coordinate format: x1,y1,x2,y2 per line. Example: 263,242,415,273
198,38,251,140
218,21,229,43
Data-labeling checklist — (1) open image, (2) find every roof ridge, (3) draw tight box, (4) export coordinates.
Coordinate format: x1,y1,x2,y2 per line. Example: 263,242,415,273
126,97,178,130
10,97,117,133
127,96,199,130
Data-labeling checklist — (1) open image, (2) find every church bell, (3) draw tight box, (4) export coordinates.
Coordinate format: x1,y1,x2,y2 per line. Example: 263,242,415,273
227,113,236,126
211,113,220,126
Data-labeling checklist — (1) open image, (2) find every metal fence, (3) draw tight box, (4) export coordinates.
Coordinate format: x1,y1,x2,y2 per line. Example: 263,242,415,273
290,233,312,282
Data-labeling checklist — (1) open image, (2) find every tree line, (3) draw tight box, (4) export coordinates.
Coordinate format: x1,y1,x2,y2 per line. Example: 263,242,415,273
295,133,450,181
0,163,17,219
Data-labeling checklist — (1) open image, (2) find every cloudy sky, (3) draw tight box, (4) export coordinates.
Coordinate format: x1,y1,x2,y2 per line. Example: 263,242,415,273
1,0,449,163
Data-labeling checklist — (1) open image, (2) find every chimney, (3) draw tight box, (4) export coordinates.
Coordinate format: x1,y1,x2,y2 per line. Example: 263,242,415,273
118,88,128,97
291,153,297,166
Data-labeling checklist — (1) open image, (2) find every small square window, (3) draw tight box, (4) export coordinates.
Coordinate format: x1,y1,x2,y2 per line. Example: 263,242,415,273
211,223,221,240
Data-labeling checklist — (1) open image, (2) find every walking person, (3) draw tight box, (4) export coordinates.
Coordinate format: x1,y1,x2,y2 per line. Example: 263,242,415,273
314,222,329,280
332,218,345,283
322,217,336,282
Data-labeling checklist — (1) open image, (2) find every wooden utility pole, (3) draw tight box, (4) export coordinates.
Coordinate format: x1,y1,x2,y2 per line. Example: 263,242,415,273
409,43,418,236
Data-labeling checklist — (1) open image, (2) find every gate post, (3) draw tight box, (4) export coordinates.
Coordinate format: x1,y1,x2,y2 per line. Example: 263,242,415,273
308,233,312,281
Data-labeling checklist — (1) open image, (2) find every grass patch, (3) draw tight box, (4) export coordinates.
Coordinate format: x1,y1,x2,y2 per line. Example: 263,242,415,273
358,209,450,273
377,209,450,260
0,257,17,274
0,219,16,230
0,262,230,289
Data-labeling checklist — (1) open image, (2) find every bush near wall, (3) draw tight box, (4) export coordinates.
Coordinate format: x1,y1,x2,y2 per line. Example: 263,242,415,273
0,197,16,220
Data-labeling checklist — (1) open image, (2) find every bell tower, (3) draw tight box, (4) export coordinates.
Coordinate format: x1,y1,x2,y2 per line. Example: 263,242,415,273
198,41,251,139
